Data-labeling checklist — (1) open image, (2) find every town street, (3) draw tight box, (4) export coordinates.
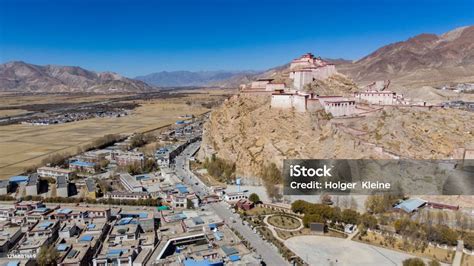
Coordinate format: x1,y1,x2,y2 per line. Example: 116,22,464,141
174,141,289,265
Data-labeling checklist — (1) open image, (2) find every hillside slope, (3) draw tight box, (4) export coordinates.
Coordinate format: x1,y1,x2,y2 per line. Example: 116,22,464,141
199,95,473,180
338,26,474,87
0,61,154,93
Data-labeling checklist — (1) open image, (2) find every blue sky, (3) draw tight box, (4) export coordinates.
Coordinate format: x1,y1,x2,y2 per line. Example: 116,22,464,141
1,0,473,77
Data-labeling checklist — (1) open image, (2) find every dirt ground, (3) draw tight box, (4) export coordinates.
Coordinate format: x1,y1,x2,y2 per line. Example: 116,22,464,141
0,90,233,178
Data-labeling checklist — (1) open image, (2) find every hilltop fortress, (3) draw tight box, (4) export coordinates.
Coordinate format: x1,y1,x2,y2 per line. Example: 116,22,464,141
239,53,422,117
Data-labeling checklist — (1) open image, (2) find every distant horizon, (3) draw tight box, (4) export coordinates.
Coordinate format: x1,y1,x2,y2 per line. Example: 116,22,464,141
1,0,474,77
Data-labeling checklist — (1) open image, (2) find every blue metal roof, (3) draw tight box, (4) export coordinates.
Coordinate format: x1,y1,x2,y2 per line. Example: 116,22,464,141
209,223,217,229
7,261,20,266
79,235,93,242
395,198,426,213
9,175,29,183
229,255,240,262
117,217,133,225
70,160,96,167
107,249,126,258
57,208,72,214
214,231,224,241
176,184,189,194
184,259,223,266
38,221,53,229
34,207,49,213
87,224,96,229
221,245,238,256
57,244,69,251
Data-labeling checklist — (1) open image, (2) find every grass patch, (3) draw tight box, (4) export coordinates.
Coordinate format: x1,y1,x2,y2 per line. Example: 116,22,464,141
268,215,301,230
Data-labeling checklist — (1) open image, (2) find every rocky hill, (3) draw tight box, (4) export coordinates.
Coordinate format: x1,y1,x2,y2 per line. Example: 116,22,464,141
338,26,474,87
199,94,473,181
135,70,259,87
0,61,154,93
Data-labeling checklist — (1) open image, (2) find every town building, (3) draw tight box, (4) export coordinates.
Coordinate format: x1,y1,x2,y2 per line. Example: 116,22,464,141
119,173,144,192
112,151,145,167
236,199,254,211
8,176,29,185
37,167,74,181
85,178,97,199
25,174,39,196
224,192,248,203
0,227,22,255
69,160,97,174
393,198,427,213
56,176,69,198
0,181,10,195
105,191,150,201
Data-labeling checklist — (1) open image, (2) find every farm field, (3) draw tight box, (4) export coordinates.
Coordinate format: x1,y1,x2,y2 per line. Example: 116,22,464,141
0,90,232,179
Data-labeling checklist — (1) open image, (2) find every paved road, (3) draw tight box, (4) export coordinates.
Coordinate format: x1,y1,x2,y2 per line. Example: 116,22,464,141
210,202,289,265
175,141,289,265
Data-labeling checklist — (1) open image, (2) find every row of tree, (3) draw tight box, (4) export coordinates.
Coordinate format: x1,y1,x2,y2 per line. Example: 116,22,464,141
394,217,459,246
20,195,161,207
203,154,235,182
291,200,360,227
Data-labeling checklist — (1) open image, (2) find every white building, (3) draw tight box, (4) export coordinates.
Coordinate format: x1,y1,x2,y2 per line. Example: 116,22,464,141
292,65,337,90
354,90,401,105
224,192,248,203
250,79,273,89
289,53,337,90
265,83,285,91
119,173,144,192
323,100,356,117
270,91,308,112
37,166,73,181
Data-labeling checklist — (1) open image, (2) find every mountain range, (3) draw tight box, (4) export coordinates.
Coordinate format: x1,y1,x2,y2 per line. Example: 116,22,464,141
1,25,473,93
134,70,259,87
0,61,153,93
338,25,474,87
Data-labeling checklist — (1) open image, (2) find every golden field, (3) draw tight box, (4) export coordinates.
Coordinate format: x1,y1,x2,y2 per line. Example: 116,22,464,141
0,89,234,178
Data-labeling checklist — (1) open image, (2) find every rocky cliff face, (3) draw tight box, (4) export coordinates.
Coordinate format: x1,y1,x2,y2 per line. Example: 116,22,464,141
199,95,376,181
0,61,154,93
199,95,473,181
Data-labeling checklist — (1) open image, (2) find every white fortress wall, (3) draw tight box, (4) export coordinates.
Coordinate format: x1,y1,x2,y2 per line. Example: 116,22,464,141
311,65,337,80
293,70,314,90
251,80,271,89
316,96,344,105
355,91,396,105
324,101,356,117
293,95,308,112
265,83,285,91
271,94,294,109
